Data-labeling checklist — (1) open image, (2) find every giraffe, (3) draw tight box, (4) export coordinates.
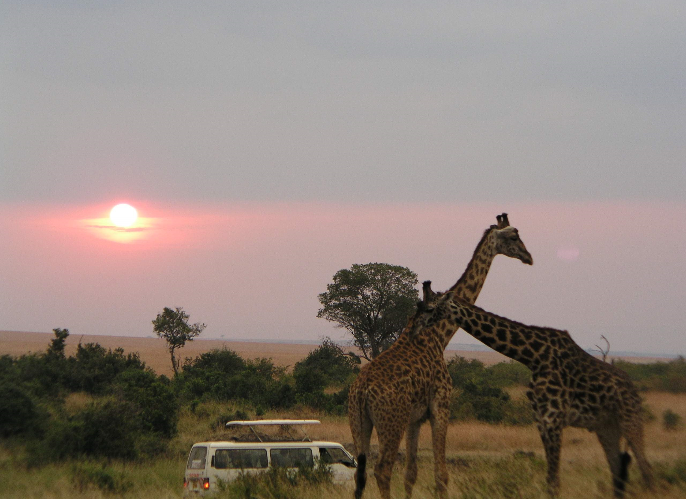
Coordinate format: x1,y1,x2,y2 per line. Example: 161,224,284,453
410,294,654,498
348,214,533,499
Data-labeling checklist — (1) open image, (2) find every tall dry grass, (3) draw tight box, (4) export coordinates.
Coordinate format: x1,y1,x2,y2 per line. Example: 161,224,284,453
1,394,685,498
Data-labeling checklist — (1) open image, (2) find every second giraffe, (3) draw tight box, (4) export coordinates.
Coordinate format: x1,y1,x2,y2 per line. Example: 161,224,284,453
411,292,654,498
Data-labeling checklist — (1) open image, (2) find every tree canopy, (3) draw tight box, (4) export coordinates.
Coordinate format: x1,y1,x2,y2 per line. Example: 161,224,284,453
317,263,418,360
152,307,206,376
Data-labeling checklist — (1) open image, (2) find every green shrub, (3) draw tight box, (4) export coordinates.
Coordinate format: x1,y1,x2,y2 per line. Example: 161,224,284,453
66,343,147,395
447,356,531,389
445,356,537,425
219,461,332,498
0,382,42,437
486,361,532,388
114,369,178,438
450,381,511,423
613,357,686,393
656,457,686,485
71,462,133,494
293,338,359,390
447,356,487,386
34,400,142,462
176,349,295,409
663,409,683,431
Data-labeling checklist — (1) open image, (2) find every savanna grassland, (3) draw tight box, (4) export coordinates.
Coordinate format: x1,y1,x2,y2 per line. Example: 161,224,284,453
1,331,685,498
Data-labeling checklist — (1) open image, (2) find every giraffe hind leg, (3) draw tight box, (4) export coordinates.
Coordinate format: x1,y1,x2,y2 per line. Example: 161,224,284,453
374,426,405,499
349,390,373,499
539,423,563,497
596,425,628,498
624,420,654,490
404,420,422,499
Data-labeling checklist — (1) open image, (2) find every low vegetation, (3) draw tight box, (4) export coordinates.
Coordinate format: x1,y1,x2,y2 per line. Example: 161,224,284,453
0,330,685,498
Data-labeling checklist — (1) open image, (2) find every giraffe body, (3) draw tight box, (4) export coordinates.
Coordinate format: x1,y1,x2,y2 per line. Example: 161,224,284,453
412,295,654,498
349,214,533,499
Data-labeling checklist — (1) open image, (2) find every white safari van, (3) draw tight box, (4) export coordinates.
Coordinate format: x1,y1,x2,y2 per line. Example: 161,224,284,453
183,420,356,496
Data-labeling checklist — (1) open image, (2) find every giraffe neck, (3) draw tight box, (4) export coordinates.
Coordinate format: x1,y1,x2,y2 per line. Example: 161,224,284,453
430,228,497,349
439,299,573,368
445,228,497,306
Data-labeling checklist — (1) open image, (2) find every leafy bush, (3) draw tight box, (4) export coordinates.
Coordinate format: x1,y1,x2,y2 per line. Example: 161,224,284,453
0,382,43,437
663,409,683,431
447,356,530,389
48,399,141,460
486,361,532,388
114,369,178,438
176,349,295,409
293,338,359,391
219,461,332,498
447,357,488,387
613,357,686,393
71,462,133,494
66,343,147,395
450,381,511,423
656,457,686,485
446,356,533,425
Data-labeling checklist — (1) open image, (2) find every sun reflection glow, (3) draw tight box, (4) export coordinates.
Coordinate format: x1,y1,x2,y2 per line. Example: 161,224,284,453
81,203,153,244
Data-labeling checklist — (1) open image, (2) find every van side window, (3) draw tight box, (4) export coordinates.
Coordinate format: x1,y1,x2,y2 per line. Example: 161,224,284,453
215,449,268,469
187,446,207,469
270,448,314,468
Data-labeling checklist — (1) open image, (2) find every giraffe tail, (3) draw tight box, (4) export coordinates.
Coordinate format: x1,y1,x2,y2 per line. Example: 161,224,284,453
354,453,367,499
614,451,632,497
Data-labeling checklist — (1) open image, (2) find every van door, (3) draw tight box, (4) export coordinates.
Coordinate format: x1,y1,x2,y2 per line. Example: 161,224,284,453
185,446,208,494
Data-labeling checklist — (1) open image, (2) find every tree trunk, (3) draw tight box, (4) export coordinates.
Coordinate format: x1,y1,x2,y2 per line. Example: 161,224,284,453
170,346,178,376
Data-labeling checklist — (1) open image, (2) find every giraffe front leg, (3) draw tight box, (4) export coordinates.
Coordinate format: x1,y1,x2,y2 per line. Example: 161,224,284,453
404,420,421,499
539,422,563,497
429,394,450,499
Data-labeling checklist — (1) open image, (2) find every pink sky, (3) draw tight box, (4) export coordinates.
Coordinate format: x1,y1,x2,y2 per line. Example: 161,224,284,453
1,200,684,356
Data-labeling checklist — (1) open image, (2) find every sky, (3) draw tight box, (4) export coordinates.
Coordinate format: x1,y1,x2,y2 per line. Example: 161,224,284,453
1,2,684,355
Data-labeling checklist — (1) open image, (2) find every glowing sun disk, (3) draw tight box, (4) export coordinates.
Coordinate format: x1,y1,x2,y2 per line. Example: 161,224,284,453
110,204,138,228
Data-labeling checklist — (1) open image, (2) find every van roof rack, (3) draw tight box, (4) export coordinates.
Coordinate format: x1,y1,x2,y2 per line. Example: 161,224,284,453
225,420,321,442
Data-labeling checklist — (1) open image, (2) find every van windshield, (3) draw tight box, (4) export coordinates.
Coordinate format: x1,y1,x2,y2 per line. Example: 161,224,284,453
187,446,207,469
319,447,355,466
215,449,268,469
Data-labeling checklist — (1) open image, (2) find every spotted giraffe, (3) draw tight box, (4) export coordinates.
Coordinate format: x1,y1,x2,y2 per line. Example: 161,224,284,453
411,294,654,498
348,214,533,499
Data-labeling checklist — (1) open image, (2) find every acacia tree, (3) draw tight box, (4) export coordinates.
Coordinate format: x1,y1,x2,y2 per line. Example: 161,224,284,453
152,307,206,376
317,263,418,361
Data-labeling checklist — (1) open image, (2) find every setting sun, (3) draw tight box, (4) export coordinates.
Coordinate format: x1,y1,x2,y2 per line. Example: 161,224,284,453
110,203,138,228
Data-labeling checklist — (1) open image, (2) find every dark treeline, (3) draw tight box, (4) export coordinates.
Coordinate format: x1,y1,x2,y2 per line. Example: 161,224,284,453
0,331,359,462
1,330,684,464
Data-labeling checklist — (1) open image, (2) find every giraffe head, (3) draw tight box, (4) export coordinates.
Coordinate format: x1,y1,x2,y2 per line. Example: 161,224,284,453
409,291,452,338
407,281,444,340
492,213,533,265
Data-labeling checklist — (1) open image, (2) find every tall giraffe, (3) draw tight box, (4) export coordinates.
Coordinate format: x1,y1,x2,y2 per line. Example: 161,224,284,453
411,294,654,498
348,214,533,499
